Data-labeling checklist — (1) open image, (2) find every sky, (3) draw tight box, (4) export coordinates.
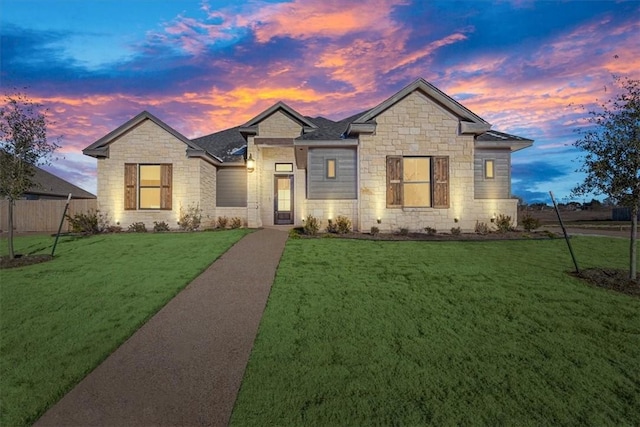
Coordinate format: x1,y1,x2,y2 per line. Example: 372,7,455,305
1,0,639,203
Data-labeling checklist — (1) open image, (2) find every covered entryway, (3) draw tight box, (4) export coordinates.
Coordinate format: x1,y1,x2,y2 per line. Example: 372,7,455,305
274,175,294,225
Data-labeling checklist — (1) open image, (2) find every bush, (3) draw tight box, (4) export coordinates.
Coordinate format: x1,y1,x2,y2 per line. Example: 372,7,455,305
153,221,170,232
326,219,338,233
303,215,320,235
494,214,514,233
288,228,302,239
128,222,147,233
424,226,437,235
450,226,461,235
66,209,109,234
217,216,229,229
177,204,202,231
475,221,490,234
335,216,352,234
521,214,541,231
370,226,380,235
230,217,243,229
105,225,122,233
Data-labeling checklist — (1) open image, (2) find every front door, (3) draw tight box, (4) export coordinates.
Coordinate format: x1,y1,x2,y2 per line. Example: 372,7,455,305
274,175,294,225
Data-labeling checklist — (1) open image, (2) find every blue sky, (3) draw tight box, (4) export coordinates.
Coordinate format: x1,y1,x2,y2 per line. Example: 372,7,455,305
2,0,639,202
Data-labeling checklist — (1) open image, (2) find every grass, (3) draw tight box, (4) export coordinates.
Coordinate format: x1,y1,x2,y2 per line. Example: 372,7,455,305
231,237,640,426
0,230,250,426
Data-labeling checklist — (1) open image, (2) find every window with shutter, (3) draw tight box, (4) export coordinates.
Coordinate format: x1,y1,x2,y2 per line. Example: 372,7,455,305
385,155,449,209
124,163,137,210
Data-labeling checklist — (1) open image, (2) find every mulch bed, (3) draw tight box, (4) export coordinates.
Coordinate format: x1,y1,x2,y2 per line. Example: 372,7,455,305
0,254,54,269
572,268,640,298
297,230,560,241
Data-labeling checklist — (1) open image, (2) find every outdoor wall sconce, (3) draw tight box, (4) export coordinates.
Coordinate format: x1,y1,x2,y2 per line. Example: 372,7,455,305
246,154,256,172
491,214,496,223
377,218,382,224
454,218,459,223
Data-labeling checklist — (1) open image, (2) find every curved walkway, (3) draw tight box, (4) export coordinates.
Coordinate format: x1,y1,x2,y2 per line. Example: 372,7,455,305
36,228,289,427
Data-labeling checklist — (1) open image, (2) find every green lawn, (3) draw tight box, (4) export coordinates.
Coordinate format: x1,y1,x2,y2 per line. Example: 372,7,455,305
232,237,640,426
0,230,250,426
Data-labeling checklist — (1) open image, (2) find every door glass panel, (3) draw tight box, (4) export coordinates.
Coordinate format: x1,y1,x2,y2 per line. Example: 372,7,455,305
277,178,291,211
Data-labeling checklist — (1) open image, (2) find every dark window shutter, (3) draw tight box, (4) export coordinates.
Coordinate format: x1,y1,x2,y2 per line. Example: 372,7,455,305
386,156,402,207
124,163,137,210
160,164,172,210
433,156,449,208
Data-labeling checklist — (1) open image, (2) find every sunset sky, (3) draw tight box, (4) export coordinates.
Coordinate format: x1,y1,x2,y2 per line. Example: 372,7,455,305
2,0,639,202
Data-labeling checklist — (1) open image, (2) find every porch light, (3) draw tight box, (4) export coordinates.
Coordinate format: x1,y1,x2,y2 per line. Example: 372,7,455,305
246,154,256,172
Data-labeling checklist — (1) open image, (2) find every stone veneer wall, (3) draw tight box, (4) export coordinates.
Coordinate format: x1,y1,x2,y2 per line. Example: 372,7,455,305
358,91,517,233
96,119,215,229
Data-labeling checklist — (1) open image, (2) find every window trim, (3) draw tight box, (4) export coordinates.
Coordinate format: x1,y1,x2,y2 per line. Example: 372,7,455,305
326,158,336,179
124,163,172,211
484,159,495,179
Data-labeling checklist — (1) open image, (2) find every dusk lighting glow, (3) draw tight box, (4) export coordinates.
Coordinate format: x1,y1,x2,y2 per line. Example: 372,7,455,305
2,0,638,203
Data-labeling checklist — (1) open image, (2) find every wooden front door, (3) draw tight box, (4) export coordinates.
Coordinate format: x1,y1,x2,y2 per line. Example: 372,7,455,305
274,175,294,225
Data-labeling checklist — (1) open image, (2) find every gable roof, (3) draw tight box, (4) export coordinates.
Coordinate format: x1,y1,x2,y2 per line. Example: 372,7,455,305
27,166,96,199
191,126,246,163
476,130,533,152
83,111,222,163
353,78,491,129
241,101,319,130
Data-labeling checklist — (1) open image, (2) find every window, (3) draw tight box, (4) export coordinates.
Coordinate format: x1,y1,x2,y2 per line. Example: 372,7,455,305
125,163,172,210
387,156,449,208
275,163,293,172
484,159,495,179
326,159,336,179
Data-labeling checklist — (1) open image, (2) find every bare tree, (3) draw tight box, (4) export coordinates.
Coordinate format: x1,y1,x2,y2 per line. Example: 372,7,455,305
0,92,59,259
573,77,640,280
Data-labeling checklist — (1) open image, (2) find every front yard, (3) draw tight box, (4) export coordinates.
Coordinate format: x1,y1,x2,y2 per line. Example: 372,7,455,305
0,230,250,426
231,237,640,426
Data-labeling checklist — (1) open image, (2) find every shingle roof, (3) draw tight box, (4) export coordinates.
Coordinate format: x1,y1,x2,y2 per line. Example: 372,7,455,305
191,126,247,163
476,130,532,142
27,166,96,199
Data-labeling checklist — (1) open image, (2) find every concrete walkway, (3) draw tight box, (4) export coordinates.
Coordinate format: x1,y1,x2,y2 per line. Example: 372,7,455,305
36,228,289,427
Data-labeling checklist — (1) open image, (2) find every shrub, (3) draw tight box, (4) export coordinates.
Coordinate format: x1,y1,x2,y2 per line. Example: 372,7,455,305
326,219,338,233
450,226,461,235
399,228,409,236
128,222,147,233
177,204,202,231
303,215,320,235
494,214,514,233
424,226,437,235
521,214,541,231
475,221,490,234
230,217,242,229
105,225,122,233
153,221,170,232
217,216,229,229
335,216,352,234
66,209,109,234
288,228,302,239
370,226,380,235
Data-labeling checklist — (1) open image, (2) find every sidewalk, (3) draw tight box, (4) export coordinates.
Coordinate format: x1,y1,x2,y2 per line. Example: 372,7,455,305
35,228,289,427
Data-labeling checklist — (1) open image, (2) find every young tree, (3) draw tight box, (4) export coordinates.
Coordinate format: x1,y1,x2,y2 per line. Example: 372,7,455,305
0,92,59,259
573,77,640,280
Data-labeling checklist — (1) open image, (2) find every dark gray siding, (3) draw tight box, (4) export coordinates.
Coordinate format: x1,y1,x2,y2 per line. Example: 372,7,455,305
307,148,357,199
474,149,511,199
216,168,247,207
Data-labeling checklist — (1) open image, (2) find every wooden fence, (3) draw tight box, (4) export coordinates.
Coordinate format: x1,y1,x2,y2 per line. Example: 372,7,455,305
0,199,98,233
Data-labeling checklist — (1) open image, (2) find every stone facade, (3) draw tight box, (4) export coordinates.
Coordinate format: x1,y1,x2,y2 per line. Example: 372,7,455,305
358,91,517,233
96,120,216,230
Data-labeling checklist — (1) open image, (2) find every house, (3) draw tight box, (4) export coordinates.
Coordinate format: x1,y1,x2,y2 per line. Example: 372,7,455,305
83,78,533,232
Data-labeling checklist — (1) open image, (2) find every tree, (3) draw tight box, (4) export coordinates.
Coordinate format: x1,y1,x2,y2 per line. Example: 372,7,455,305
0,92,59,259
573,76,640,280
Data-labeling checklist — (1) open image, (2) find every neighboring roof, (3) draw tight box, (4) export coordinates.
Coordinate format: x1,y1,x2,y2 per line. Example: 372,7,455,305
83,111,222,163
476,130,534,152
28,166,96,199
298,111,369,141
